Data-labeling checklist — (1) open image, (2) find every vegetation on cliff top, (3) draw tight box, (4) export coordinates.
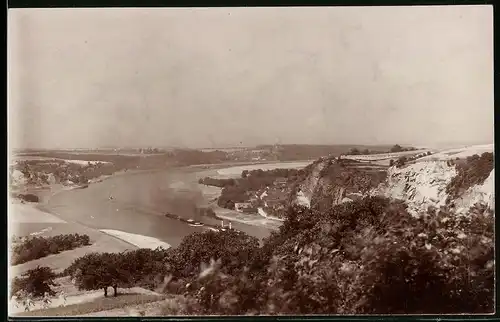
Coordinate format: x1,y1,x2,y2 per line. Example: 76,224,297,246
446,152,494,199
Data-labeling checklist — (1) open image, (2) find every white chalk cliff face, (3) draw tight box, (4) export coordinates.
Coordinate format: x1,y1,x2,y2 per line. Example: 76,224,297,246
372,161,494,217
454,168,495,214
372,161,457,216
292,151,494,218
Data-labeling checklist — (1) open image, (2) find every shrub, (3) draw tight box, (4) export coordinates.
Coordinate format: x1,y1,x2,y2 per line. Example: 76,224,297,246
395,156,407,167
11,266,57,298
69,252,130,297
11,234,92,265
446,152,494,199
169,230,259,279
66,247,171,296
60,197,494,315
186,197,494,315
17,194,39,203
207,168,304,210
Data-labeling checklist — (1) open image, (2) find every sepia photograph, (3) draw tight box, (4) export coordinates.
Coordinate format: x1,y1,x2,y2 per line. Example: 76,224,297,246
7,5,494,317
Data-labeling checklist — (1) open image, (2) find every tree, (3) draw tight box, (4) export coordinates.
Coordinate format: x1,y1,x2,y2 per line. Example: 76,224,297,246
71,253,131,297
348,148,360,155
11,266,57,298
390,144,403,153
395,156,407,167
170,230,259,279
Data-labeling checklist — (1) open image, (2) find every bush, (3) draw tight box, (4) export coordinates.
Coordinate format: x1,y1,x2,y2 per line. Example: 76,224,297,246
11,234,92,265
17,194,39,203
66,247,171,296
169,230,259,280
69,252,130,297
11,266,57,298
202,168,306,210
59,197,494,315
446,152,494,199
184,197,494,315
395,156,407,167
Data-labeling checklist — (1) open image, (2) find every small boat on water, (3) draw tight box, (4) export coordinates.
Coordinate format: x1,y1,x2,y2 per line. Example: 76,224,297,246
187,219,194,223
188,222,204,227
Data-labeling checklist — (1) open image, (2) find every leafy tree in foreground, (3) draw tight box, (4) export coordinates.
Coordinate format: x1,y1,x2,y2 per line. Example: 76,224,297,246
183,197,494,315
169,230,259,280
11,266,57,298
70,252,131,297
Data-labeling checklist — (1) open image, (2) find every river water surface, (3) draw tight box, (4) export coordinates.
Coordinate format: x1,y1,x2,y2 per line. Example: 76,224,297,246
46,161,311,247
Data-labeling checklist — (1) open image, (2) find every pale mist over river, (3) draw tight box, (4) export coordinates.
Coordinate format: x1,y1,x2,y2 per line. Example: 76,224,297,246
45,162,311,247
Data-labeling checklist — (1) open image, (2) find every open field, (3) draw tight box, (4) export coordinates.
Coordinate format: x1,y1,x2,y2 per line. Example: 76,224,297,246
341,149,432,161
419,144,494,161
9,202,135,276
10,274,165,317
13,292,166,316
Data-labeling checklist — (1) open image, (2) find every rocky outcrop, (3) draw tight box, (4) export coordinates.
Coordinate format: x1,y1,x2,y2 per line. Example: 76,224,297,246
295,159,328,205
293,158,387,211
372,160,494,217
290,149,494,219
451,167,494,214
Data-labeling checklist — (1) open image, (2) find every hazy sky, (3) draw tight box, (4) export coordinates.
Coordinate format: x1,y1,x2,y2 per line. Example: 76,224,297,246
8,6,493,149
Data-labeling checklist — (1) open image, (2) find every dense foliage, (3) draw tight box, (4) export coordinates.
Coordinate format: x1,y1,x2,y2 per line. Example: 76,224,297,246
64,248,171,296
11,234,91,265
183,198,494,314
390,144,417,153
18,196,492,314
11,266,58,298
346,148,386,155
168,230,259,279
446,152,494,199
198,177,236,188
16,193,40,203
199,168,306,210
64,231,259,297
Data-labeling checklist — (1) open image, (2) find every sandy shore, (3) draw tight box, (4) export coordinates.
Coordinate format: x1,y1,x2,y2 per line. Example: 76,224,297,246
10,160,305,256
100,229,171,250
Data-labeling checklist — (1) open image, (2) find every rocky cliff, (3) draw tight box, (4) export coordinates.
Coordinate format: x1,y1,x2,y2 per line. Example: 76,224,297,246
374,158,494,217
293,148,494,217
293,158,388,211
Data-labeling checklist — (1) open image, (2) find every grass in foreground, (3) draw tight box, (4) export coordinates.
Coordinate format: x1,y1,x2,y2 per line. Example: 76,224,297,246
14,293,166,317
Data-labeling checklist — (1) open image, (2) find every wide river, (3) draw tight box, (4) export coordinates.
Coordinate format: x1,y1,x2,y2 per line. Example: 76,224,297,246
45,161,311,248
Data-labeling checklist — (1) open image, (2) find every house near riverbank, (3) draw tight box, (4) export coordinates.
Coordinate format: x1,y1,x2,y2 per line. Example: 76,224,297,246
235,202,257,213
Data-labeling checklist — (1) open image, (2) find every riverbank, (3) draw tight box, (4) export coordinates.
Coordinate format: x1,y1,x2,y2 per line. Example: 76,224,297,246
8,169,176,277
12,160,313,258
